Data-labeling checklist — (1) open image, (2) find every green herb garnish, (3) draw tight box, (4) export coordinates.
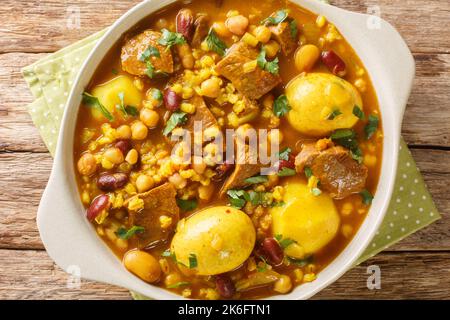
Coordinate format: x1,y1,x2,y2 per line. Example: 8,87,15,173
139,45,160,61
353,105,365,120
278,167,296,177
277,236,297,249
82,92,114,121
261,9,288,25
227,189,247,209
327,109,342,120
205,28,227,56
360,189,374,205
273,94,291,117
278,147,291,161
256,255,269,272
167,282,191,289
244,175,269,184
176,198,198,212
116,225,145,240
158,29,186,49
287,255,313,267
257,48,279,75
311,187,322,196
116,92,138,117
111,68,119,75
289,20,298,39
304,167,313,179
330,129,363,164
163,111,188,136
188,253,198,269
364,114,379,139
152,88,163,101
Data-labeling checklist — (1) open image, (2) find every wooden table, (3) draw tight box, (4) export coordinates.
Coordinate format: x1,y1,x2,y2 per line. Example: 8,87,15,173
0,0,449,300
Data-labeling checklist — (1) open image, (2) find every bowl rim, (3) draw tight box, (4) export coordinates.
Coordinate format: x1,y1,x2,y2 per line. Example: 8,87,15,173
37,0,415,300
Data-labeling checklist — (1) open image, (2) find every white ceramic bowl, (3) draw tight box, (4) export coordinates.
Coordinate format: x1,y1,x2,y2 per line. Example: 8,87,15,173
37,0,415,300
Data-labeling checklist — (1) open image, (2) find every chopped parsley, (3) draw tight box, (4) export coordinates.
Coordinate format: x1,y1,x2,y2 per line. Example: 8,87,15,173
311,187,322,196
163,111,188,136
111,68,119,75
278,167,296,177
257,48,279,75
273,94,291,117
360,189,374,205
116,92,138,117
115,225,145,240
227,189,279,208
364,114,379,139
261,9,289,25
176,198,198,212
139,45,160,62
188,253,198,269
244,175,269,185
82,92,114,121
227,189,247,209
278,147,292,161
256,255,269,272
158,29,186,50
287,255,313,267
304,167,313,179
275,235,297,249
327,109,342,120
167,282,191,289
353,105,365,120
205,28,227,56
330,129,363,164
289,20,298,39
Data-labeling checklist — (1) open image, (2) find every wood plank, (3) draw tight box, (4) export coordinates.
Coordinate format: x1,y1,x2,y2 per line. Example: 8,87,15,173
0,149,448,251
1,52,449,150
0,0,449,54
0,249,448,299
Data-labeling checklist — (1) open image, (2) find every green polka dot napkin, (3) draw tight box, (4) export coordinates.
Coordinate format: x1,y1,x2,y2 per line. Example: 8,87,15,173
22,26,439,293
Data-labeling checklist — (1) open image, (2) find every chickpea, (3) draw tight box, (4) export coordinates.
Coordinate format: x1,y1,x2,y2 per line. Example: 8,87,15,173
123,250,161,283
252,25,272,43
136,174,154,193
294,44,320,73
200,78,221,98
156,18,169,30
125,149,139,165
264,40,280,58
212,22,232,37
77,152,97,176
225,15,249,36
192,156,206,174
164,272,182,287
116,124,132,140
168,173,187,189
131,121,148,140
103,147,124,165
273,275,292,294
140,108,160,128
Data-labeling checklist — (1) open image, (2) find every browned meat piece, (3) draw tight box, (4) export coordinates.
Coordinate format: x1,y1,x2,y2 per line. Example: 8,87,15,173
219,146,262,197
121,30,174,76
183,95,218,132
191,14,210,47
295,143,368,199
269,22,297,56
127,183,179,249
215,42,282,99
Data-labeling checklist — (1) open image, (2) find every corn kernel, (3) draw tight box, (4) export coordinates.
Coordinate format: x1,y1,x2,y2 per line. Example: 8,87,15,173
200,55,215,68
294,269,304,282
101,158,114,170
180,102,196,114
159,215,173,229
81,191,90,205
272,186,285,201
127,197,144,211
354,78,367,92
316,15,327,28
264,40,280,58
341,202,354,216
303,273,317,283
341,224,353,238
133,78,144,91
182,87,194,99
243,60,257,73
171,83,183,94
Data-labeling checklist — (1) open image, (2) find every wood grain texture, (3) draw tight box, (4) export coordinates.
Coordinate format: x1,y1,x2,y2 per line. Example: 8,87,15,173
1,52,449,150
1,0,449,54
0,249,448,299
0,149,447,251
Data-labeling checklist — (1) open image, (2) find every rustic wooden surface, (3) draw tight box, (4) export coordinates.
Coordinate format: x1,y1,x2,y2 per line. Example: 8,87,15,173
0,0,449,300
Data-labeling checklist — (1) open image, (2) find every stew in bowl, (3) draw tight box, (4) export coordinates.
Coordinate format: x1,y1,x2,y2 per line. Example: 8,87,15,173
74,0,383,299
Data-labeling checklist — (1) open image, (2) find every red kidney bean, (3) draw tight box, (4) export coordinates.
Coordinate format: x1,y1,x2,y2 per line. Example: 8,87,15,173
97,173,128,191
216,274,236,298
261,238,284,266
212,162,234,181
321,50,346,77
86,194,110,221
176,9,194,42
163,88,181,111
114,139,132,155
278,154,296,171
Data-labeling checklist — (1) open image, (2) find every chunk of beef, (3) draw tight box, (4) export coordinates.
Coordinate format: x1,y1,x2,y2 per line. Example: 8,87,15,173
295,143,368,199
269,21,297,56
191,14,210,47
219,146,262,197
127,183,179,249
121,30,174,76
183,95,218,132
215,42,282,99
